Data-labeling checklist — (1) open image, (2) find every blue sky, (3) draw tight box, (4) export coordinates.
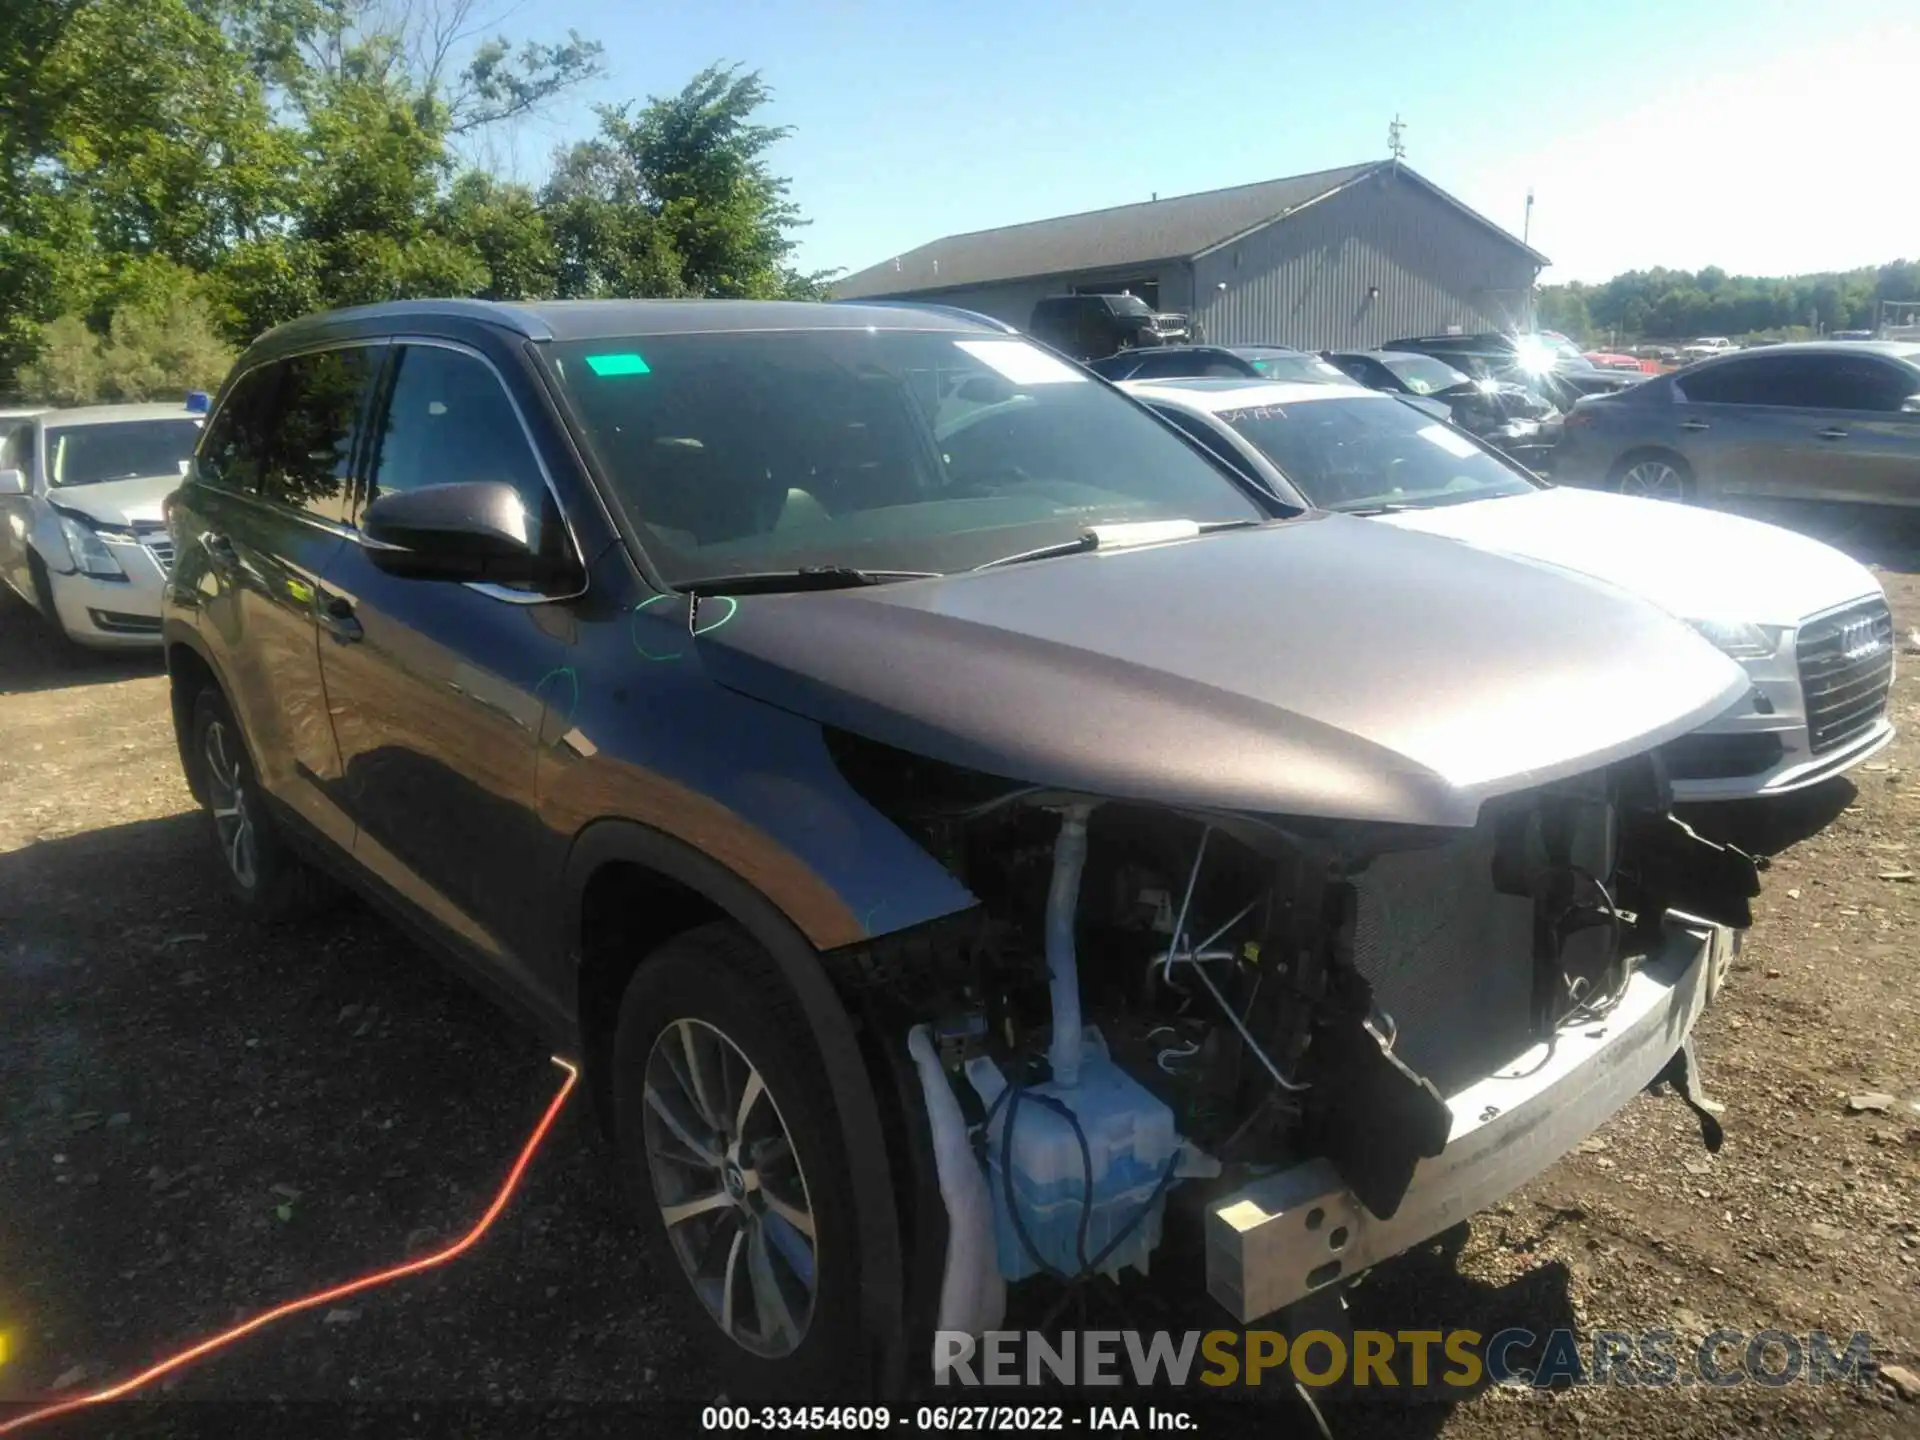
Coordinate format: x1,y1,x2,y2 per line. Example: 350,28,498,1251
486,0,1917,285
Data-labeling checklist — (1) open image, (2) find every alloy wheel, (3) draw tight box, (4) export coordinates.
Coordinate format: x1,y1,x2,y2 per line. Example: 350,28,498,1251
642,1018,818,1358
1616,459,1686,502
203,718,257,890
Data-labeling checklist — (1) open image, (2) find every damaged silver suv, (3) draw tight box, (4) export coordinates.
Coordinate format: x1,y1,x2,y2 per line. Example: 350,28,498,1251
162,298,1759,1399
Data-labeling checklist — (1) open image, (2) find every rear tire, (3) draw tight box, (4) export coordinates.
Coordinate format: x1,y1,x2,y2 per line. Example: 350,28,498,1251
1608,450,1694,503
189,686,326,920
611,922,869,1400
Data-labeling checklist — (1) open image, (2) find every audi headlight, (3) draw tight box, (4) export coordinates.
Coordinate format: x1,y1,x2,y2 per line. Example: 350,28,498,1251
56,513,128,580
1688,618,1781,658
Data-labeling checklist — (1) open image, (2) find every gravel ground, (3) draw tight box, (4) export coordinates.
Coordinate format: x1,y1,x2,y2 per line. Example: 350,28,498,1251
1,503,1916,1439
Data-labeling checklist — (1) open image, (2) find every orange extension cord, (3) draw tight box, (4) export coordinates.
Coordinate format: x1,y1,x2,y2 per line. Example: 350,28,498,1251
0,1056,580,1436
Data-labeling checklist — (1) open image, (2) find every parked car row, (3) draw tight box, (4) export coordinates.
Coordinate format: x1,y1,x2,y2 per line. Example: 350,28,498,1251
1079,337,1558,470
0,296,1896,1402
1013,306,1920,515
1055,320,1643,471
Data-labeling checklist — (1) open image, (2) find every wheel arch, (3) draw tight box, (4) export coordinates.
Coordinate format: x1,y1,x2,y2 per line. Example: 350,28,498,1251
1606,445,1695,498
560,817,908,1396
165,631,226,805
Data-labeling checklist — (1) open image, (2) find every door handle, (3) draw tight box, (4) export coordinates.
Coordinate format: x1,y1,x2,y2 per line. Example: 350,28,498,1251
1816,427,1849,441
318,593,363,643
1678,419,1710,432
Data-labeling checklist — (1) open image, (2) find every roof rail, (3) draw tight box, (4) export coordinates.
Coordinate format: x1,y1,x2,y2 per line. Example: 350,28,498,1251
261,297,555,347
829,298,1020,334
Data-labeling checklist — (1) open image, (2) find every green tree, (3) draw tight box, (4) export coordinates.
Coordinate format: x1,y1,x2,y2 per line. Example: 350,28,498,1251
241,0,604,137
547,64,837,300
285,72,491,312
0,1,831,395
436,172,556,299
1,0,298,387
1536,282,1592,341
210,236,325,344
541,137,685,299
1540,259,1920,343
20,292,235,404
10,1,289,266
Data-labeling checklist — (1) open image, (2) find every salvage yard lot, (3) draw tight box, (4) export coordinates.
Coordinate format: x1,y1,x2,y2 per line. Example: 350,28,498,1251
2,506,1918,1439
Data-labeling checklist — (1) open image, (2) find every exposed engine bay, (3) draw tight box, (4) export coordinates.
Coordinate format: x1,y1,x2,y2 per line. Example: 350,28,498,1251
825,731,1760,1329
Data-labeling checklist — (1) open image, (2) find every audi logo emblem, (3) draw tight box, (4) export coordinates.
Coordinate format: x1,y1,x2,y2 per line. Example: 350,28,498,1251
1838,618,1885,661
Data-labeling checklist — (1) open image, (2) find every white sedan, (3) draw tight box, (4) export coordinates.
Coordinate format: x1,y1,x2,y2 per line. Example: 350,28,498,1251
0,400,206,648
1125,376,1894,802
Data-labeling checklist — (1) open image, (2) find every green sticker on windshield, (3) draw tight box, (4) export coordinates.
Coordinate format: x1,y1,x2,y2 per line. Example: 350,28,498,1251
585,351,650,377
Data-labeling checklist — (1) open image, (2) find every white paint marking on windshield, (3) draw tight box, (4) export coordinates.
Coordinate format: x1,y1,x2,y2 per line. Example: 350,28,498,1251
1417,423,1481,459
953,340,1087,385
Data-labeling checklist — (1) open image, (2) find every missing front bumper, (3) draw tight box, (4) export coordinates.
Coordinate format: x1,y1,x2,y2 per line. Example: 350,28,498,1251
1204,914,1733,1323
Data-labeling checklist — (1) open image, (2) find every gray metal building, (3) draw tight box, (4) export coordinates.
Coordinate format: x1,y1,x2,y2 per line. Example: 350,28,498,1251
834,161,1547,350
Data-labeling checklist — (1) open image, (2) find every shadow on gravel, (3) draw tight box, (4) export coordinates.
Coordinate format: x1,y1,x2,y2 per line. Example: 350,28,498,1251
0,811,202,914
0,811,694,1418
0,589,164,696
1309,1225,1581,1433
973,1220,1579,1438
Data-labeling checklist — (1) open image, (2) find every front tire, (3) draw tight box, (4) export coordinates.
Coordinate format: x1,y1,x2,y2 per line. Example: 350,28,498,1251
612,923,868,1399
26,549,80,652
189,687,323,919
1609,449,1694,503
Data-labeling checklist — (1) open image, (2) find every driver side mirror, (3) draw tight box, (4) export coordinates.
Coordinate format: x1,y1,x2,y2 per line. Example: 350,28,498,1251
362,480,568,587
0,467,26,496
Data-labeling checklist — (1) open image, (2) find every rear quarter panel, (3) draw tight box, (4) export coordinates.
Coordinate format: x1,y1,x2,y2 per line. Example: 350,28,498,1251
1558,384,1681,486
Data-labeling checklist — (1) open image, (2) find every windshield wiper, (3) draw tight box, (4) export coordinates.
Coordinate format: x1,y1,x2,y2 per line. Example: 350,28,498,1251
1338,502,1422,516
972,517,1263,572
672,565,940,596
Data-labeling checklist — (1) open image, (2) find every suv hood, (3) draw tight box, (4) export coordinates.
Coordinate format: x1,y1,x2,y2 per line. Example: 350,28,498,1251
695,515,1748,828
47,472,183,528
1374,486,1881,629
